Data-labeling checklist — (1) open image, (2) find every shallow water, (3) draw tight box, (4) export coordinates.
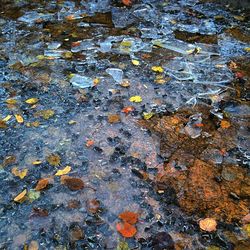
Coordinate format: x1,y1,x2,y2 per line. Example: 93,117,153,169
0,0,249,249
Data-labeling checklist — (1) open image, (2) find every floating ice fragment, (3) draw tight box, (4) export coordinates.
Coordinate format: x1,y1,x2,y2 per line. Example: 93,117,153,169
70,74,93,89
106,68,123,83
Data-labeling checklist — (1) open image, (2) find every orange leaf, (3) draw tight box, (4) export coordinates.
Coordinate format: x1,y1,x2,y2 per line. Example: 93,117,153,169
122,0,132,6
122,106,134,114
220,120,231,129
119,211,139,224
35,178,49,191
61,176,84,191
86,139,94,147
199,218,217,232
195,123,204,127
116,222,137,238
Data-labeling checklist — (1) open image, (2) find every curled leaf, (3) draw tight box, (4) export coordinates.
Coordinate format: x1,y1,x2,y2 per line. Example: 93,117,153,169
199,218,217,232
14,189,27,203
35,178,49,191
61,176,84,191
55,166,71,176
11,167,28,179
116,222,137,238
119,211,139,225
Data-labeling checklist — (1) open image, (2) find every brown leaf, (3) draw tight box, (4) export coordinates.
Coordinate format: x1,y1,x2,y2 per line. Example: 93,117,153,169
199,218,217,232
119,211,139,225
35,178,49,191
61,176,84,191
108,114,121,124
31,207,49,217
0,120,7,129
116,222,137,238
86,199,100,214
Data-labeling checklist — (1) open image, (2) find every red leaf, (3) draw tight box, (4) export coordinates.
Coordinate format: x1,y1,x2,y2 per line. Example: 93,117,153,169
116,222,137,238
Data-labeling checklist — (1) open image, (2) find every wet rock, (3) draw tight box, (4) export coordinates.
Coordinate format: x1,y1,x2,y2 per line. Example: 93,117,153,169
69,224,84,242
150,232,175,250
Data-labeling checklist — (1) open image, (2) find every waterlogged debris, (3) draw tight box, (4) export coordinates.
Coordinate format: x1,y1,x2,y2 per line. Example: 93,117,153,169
119,211,139,225
129,96,142,103
116,222,137,238
35,178,49,191
27,190,40,202
70,74,93,89
55,166,71,176
47,154,60,166
11,167,28,179
199,218,217,232
106,68,123,83
25,98,39,105
14,189,27,203
61,176,84,191
184,113,203,139
34,109,54,119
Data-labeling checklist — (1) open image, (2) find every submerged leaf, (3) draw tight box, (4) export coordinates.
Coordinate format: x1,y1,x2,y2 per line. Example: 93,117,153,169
6,99,17,105
129,96,142,103
35,178,49,191
122,106,135,114
220,120,231,129
143,112,154,120
34,109,55,119
11,167,28,179
199,218,217,232
119,211,139,225
0,120,7,129
61,176,84,191
131,59,140,66
32,160,42,165
47,154,61,166
117,241,130,250
27,189,40,201
2,115,12,122
116,222,137,238
55,166,71,176
86,139,94,147
14,189,27,203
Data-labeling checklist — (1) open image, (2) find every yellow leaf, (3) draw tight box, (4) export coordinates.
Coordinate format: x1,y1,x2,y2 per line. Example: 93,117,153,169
15,114,24,123
6,99,17,105
199,218,217,232
242,224,250,237
11,167,28,179
143,112,154,120
244,47,250,52
68,120,77,125
151,66,164,73
186,47,202,55
131,60,140,66
93,78,100,85
36,55,45,60
32,160,42,165
14,189,27,203
129,96,142,103
25,98,39,105
34,109,55,119
55,166,71,176
2,115,12,122
47,154,61,166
